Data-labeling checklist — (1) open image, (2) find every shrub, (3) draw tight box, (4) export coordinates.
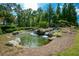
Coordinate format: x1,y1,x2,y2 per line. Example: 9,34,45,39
58,20,69,27
0,28,3,35
5,28,16,33
38,21,48,28
1,24,17,33
16,27,24,31
16,27,35,31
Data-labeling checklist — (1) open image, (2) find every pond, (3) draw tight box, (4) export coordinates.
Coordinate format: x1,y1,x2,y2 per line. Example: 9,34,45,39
17,31,49,48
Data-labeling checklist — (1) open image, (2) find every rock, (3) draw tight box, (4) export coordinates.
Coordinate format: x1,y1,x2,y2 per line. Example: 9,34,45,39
53,31,62,37
45,28,53,32
42,35,48,39
48,36,56,41
36,29,45,35
30,32,37,36
61,28,71,33
45,32,49,35
6,37,21,47
6,40,19,47
45,32,52,37
34,28,53,36
16,45,24,48
15,37,21,43
12,31,19,35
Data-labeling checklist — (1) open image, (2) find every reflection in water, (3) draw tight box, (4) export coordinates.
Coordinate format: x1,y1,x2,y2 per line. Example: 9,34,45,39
17,31,49,48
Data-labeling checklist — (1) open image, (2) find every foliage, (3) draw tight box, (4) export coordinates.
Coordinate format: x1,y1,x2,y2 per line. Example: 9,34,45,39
67,3,77,26
5,28,16,33
0,3,78,34
62,3,68,20
0,10,15,25
38,21,48,28
58,20,70,27
47,3,55,27
1,24,16,33
9,3,78,28
0,28,3,35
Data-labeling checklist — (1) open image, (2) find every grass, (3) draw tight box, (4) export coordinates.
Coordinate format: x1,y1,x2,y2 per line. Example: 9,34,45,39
54,29,79,56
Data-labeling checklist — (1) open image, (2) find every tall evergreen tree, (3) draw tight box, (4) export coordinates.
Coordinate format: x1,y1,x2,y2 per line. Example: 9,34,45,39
62,3,68,20
47,3,54,27
56,3,61,27
67,3,77,26
56,4,61,15
37,8,43,26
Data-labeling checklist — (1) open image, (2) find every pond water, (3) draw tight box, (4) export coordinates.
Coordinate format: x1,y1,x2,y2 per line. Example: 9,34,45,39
17,31,49,48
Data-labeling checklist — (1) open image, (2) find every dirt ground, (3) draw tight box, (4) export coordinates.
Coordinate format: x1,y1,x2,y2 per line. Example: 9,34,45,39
0,32,75,56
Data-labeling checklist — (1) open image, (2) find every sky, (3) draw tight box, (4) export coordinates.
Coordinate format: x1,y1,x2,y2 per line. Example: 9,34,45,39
22,3,79,15
22,3,38,10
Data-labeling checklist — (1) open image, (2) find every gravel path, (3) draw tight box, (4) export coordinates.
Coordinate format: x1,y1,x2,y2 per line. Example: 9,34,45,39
0,32,75,56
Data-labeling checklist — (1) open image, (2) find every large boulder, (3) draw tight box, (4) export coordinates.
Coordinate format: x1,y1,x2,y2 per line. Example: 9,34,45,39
45,32,52,37
35,29,45,35
6,40,19,46
6,37,21,47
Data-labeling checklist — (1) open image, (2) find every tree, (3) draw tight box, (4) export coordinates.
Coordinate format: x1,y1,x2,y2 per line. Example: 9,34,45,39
62,3,68,20
55,3,61,27
67,3,77,26
37,8,43,26
56,4,61,15
31,10,38,27
26,8,33,27
0,3,18,12
17,8,33,27
17,10,27,27
0,4,17,25
0,10,15,25
47,3,54,27
14,4,22,13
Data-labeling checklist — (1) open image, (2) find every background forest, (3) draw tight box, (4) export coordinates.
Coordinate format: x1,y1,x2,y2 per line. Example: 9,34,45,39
0,3,78,34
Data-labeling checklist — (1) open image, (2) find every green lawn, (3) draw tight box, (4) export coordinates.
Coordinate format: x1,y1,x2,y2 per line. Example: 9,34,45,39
54,30,79,56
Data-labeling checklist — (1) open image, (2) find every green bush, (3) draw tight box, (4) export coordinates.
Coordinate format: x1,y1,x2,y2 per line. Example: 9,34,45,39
5,28,16,33
1,24,17,33
58,20,69,27
16,27,26,31
0,28,3,35
38,21,48,28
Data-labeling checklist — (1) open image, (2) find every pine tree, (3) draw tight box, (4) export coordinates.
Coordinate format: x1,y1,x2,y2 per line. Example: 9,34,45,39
56,3,61,27
47,3,54,27
67,3,77,26
37,8,43,26
62,3,68,20
56,4,61,15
